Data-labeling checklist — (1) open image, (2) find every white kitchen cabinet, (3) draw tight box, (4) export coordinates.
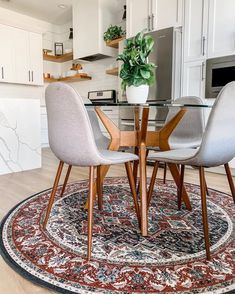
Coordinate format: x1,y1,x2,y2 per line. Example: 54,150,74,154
0,24,43,86
73,0,117,60
183,0,208,62
29,32,43,85
152,0,183,30
126,0,183,38
14,29,43,85
207,0,235,58
182,60,206,97
14,29,31,85
0,24,15,83
126,0,150,38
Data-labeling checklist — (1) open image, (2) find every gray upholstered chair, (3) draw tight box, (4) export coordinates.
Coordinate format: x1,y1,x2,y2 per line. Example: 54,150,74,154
43,82,140,261
59,108,111,197
147,81,235,260
148,96,205,183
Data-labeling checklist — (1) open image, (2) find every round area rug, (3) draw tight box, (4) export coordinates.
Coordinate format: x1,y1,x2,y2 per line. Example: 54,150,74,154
0,178,234,294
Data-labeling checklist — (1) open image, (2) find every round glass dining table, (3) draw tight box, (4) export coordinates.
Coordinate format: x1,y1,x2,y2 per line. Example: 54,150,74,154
85,101,212,236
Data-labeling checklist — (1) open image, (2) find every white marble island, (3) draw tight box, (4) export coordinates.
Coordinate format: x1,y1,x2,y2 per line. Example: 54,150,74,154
0,98,41,175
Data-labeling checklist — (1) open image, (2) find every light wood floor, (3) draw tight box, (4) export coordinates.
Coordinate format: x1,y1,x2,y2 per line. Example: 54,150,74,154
0,148,233,294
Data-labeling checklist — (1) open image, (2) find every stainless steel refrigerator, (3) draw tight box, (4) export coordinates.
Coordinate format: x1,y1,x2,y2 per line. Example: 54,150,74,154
118,27,182,129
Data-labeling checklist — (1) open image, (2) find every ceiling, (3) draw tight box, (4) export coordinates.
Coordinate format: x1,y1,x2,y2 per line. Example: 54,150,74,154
0,0,73,25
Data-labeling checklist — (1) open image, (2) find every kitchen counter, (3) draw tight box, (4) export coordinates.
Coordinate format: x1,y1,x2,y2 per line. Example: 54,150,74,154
0,98,41,175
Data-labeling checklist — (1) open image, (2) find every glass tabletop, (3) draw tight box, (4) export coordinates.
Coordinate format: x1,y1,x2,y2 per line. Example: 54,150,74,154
84,101,212,108
85,100,212,132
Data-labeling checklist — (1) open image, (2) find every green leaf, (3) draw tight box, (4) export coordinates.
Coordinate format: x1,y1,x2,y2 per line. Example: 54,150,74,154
140,69,151,79
117,30,156,88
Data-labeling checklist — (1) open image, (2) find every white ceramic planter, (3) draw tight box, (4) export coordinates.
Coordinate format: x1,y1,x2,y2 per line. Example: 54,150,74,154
126,85,149,104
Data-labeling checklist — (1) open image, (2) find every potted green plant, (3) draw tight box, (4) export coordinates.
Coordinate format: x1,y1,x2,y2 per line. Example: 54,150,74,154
117,32,156,103
103,25,125,42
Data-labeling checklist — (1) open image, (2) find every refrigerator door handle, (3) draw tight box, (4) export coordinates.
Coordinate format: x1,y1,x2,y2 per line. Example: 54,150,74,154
202,36,206,56
202,62,205,81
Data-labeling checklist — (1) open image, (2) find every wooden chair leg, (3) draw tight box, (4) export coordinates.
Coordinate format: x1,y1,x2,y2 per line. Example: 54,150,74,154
97,165,103,210
163,162,167,184
178,165,185,210
87,166,95,261
60,165,72,196
199,167,211,260
43,161,64,229
224,163,235,204
147,161,159,208
125,162,141,226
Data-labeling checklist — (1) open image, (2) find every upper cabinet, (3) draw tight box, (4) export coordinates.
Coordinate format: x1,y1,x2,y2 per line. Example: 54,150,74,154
126,0,183,38
126,0,149,38
207,0,235,58
28,32,43,85
0,24,14,83
183,0,208,62
0,24,43,86
73,0,117,61
152,0,183,30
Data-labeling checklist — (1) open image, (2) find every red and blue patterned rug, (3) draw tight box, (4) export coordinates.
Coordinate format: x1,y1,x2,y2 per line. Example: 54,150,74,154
0,177,234,293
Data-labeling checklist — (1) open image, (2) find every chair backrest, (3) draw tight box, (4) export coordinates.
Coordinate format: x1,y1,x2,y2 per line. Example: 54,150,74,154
166,96,205,148
194,81,235,167
87,109,110,149
45,82,103,166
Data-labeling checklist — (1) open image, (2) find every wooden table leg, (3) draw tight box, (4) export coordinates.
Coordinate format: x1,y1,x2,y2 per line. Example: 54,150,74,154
133,107,140,186
139,107,149,236
167,163,192,211
84,107,120,209
158,108,192,211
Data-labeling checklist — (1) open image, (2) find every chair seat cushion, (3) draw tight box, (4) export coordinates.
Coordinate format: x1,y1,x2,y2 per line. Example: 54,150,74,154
148,141,201,151
98,150,138,165
148,148,197,163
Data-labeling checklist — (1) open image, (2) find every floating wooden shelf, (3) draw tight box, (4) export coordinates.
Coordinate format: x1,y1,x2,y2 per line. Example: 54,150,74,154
43,52,73,63
44,74,92,83
106,67,119,76
44,77,58,83
106,37,125,48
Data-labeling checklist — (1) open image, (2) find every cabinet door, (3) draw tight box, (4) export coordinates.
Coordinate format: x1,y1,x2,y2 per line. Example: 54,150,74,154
208,0,235,58
29,32,43,85
152,0,183,31
126,0,150,38
183,0,208,62
182,60,206,97
0,24,15,83
14,28,31,85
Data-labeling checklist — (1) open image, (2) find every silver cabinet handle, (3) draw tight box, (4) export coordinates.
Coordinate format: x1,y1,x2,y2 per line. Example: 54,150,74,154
148,15,151,31
151,14,155,31
28,70,31,82
1,67,4,79
31,71,34,82
202,36,206,56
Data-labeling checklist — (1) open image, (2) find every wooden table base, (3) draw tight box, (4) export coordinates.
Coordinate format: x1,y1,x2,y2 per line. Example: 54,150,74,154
84,106,192,236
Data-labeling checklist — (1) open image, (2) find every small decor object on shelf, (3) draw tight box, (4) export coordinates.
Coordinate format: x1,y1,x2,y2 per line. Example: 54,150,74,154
43,49,52,55
122,5,126,20
69,28,73,39
103,25,125,42
117,31,156,104
54,42,63,56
